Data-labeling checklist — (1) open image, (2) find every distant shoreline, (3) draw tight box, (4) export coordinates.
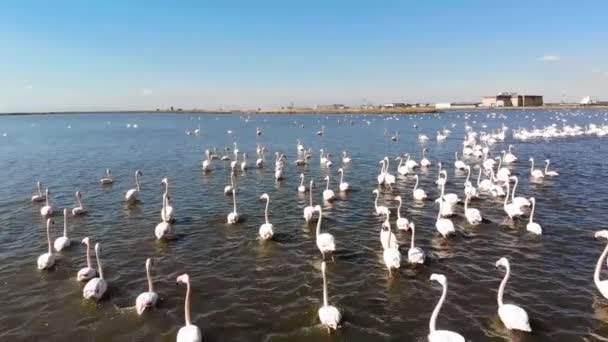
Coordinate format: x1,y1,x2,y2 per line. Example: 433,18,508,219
1,104,606,116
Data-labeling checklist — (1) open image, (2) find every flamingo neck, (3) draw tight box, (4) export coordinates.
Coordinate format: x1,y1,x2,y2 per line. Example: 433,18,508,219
410,225,415,249
374,192,379,209
529,200,535,222
464,196,469,211
477,168,482,186
77,194,84,208
45,190,50,206
325,178,329,190
135,173,141,192
511,178,518,201
309,182,313,206
595,243,608,285
414,176,419,191
85,242,92,268
300,176,304,187
184,281,192,326
232,190,237,213
530,159,534,173
46,221,52,254
465,168,471,184
264,198,269,224
322,267,329,307
37,182,42,196
63,213,68,237
339,171,344,184
146,261,154,292
397,199,402,219
397,158,403,169
96,248,104,279
504,182,510,206
429,282,446,333
497,264,509,307
544,161,549,173
316,209,323,238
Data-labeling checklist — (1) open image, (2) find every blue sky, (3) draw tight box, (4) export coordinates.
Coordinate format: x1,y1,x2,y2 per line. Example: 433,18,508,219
1,0,607,112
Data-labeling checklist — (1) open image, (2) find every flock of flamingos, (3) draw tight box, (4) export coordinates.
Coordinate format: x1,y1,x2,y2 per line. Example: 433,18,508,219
29,117,608,342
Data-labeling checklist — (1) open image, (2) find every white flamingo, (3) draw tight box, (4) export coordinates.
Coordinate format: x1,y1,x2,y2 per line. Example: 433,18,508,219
337,168,350,192
420,148,432,167
298,174,306,193
155,194,173,240
318,261,341,331
464,194,482,225
373,189,390,216
37,218,55,270
413,174,427,200
176,274,202,342
594,230,608,300
224,171,235,195
77,237,97,281
100,169,114,184
454,152,466,170
495,257,532,332
544,159,559,177
380,211,399,250
72,191,87,216
31,181,46,202
259,193,274,241
241,152,248,171
526,197,542,235
504,179,523,218
315,205,335,259
377,160,387,185
160,178,175,222
303,180,316,223
342,151,351,164
83,243,108,301
435,163,446,187
510,176,531,208
408,223,426,264
383,227,401,275
125,170,143,203
202,154,212,172
323,176,336,201
135,258,158,315
227,188,239,224
40,188,54,217
428,274,465,342
394,196,414,230
435,199,455,237
529,158,544,179
463,165,478,199
54,208,71,251
503,145,517,163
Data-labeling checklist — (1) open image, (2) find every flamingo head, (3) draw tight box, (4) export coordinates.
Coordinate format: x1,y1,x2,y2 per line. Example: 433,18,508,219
260,193,269,201
94,243,101,253
136,170,143,177
545,159,550,163
313,205,322,212
430,273,446,286
321,261,327,273
161,178,168,186
394,196,401,202
529,197,535,204
146,258,153,269
496,257,509,268
176,273,190,285
529,157,534,162
372,189,379,195
63,208,68,216
300,173,304,179
81,237,90,245
338,168,343,173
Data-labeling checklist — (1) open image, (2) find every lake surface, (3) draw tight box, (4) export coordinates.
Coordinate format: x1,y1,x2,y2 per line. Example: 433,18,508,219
1,109,607,341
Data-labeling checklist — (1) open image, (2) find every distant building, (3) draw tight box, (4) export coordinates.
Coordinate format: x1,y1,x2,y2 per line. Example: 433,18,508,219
382,102,408,108
316,104,346,110
435,102,480,109
482,92,543,107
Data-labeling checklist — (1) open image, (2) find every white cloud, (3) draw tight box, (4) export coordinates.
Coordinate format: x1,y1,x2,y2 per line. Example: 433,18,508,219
23,84,33,92
540,55,560,62
141,88,153,96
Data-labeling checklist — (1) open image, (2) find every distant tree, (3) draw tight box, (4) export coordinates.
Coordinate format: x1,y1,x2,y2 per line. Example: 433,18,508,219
170,106,174,111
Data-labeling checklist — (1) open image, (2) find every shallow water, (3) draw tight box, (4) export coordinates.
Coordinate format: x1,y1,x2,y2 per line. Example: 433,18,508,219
1,110,607,341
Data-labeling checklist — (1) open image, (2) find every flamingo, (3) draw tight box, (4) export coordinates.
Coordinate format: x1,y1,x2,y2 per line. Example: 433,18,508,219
77,237,97,281
315,205,335,259
342,151,351,164
454,152,467,170
161,178,175,222
224,171,235,195
318,261,341,331
298,174,306,193
259,193,274,240
504,179,524,218
155,194,173,240
464,194,482,225
135,258,158,315
241,153,248,171
176,274,202,342
463,165,478,199
510,176,531,208
394,196,414,230
125,170,143,203
40,188,54,217
435,163,445,187
37,218,55,270
420,148,432,167
428,274,465,342
407,223,426,264
303,180,316,223
83,243,108,301
323,176,336,201
544,159,559,176
594,230,608,300
383,227,401,276
53,208,71,251
495,257,532,332
503,145,517,163
202,154,212,172
526,197,542,235
413,174,427,200
435,199,455,237
100,169,114,184
72,191,86,216
31,181,46,202
227,188,239,224
373,189,390,216
380,211,399,250
337,168,349,192
529,158,544,179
